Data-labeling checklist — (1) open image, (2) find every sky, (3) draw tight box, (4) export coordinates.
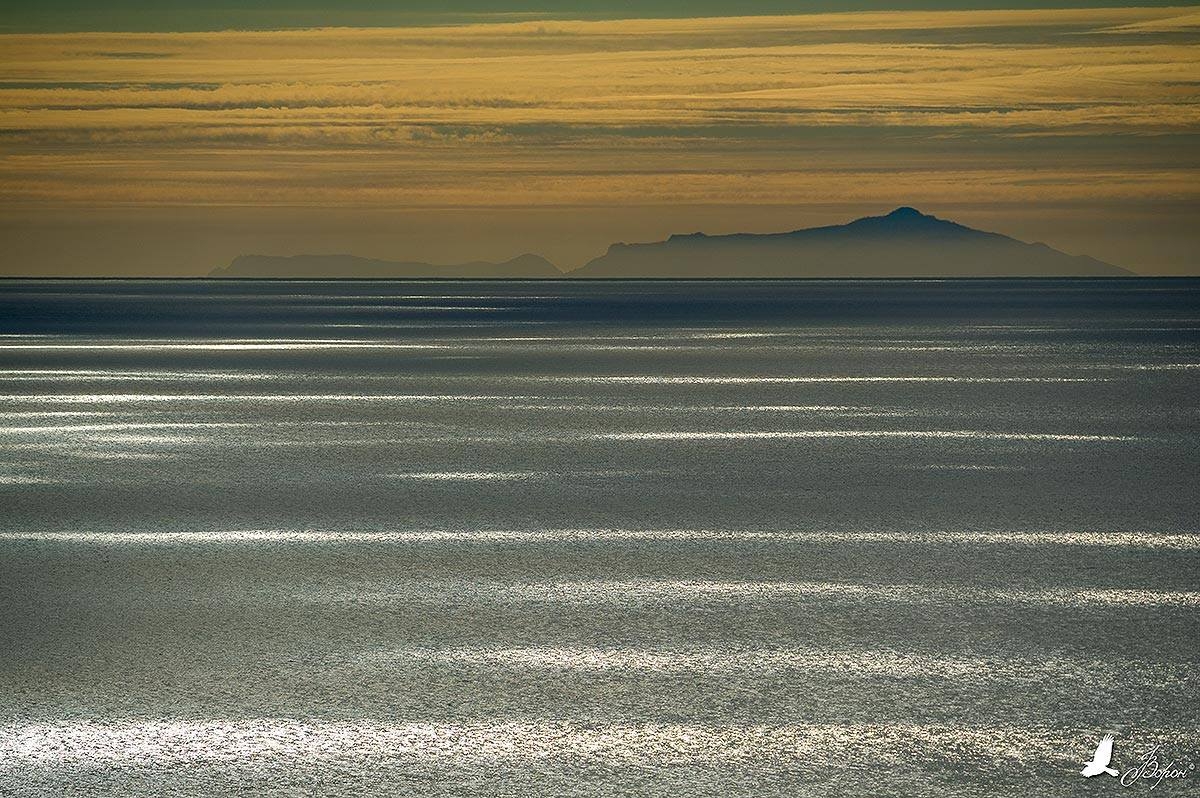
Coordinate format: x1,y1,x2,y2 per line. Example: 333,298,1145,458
1,2,1198,275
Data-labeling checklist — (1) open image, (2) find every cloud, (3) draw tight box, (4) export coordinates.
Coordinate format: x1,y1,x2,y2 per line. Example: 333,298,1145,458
0,7,1196,210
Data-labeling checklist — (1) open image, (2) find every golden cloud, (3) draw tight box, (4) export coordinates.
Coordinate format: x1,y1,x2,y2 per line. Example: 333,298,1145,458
0,7,1196,209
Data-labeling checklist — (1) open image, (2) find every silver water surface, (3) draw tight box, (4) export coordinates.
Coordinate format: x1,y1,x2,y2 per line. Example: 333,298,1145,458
0,279,1197,797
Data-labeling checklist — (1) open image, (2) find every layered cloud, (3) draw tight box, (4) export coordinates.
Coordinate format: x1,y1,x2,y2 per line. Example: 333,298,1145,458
0,7,1196,260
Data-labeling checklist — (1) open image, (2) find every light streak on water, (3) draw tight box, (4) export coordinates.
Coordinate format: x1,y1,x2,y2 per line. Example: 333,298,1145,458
384,645,1192,683
520,375,1112,384
0,719,1122,769
592,430,1138,442
6,528,1195,549
0,393,531,403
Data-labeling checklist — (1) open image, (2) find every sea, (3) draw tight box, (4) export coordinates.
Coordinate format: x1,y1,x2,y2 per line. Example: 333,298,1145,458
0,278,1197,797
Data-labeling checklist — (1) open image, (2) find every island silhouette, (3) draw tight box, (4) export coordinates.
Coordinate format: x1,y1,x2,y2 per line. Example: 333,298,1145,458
211,207,1131,279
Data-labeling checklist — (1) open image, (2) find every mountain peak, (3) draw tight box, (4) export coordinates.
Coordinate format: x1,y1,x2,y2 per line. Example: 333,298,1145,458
503,252,558,269
838,205,963,238
886,206,928,219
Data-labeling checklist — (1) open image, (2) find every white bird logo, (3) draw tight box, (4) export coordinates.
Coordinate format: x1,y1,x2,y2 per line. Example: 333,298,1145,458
1081,733,1119,777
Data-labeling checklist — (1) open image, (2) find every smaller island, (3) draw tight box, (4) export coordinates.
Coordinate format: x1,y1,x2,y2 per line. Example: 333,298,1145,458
211,252,562,279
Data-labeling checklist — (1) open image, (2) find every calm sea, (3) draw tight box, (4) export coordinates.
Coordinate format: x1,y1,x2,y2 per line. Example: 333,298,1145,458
0,279,1197,796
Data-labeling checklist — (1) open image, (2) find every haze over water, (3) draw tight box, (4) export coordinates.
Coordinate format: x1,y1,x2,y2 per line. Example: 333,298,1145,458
0,278,1197,796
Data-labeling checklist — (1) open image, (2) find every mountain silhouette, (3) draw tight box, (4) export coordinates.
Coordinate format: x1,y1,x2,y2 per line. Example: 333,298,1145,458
571,207,1130,277
211,208,1131,278
211,252,562,279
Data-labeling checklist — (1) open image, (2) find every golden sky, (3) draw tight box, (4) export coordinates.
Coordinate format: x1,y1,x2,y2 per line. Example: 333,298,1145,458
1,7,1198,274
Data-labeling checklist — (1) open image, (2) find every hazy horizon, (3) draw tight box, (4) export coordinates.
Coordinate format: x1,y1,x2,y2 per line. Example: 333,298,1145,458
195,206,1132,278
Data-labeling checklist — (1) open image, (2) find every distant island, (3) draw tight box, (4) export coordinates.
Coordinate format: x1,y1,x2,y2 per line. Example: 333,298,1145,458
211,252,561,279
212,208,1132,278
